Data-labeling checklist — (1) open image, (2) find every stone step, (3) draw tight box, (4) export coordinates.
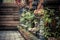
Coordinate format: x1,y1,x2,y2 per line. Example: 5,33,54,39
0,8,19,11
0,3,18,7
0,11,18,13
0,26,17,29
0,17,19,21
0,21,19,24
0,13,19,15
0,23,19,27
0,3,19,28
0,9,18,11
0,15,19,18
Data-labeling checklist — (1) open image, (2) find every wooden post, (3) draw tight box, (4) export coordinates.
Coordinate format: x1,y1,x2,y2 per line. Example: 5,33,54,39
28,0,33,9
34,0,44,15
37,0,44,9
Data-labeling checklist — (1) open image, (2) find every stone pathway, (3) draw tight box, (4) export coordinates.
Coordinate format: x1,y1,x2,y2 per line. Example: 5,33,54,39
0,31,25,40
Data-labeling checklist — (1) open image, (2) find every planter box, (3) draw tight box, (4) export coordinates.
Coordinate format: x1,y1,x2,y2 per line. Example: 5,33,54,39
48,37,57,40
18,26,39,40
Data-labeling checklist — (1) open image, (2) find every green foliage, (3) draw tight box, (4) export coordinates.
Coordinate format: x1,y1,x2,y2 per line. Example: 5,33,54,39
42,8,55,38
19,8,60,39
44,8,55,23
20,11,35,29
43,8,60,38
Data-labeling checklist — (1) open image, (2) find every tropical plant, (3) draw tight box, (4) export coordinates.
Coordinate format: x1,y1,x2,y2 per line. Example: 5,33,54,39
20,11,35,30
19,8,60,39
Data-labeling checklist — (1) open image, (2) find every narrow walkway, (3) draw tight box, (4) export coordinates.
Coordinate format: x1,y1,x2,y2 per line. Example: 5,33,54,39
0,30,25,40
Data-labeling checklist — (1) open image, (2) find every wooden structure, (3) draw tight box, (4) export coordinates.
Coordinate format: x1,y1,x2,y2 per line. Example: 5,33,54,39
18,26,39,40
0,3,19,29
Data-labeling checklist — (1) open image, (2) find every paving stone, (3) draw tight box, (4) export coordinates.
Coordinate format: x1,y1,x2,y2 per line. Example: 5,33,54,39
0,31,25,40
